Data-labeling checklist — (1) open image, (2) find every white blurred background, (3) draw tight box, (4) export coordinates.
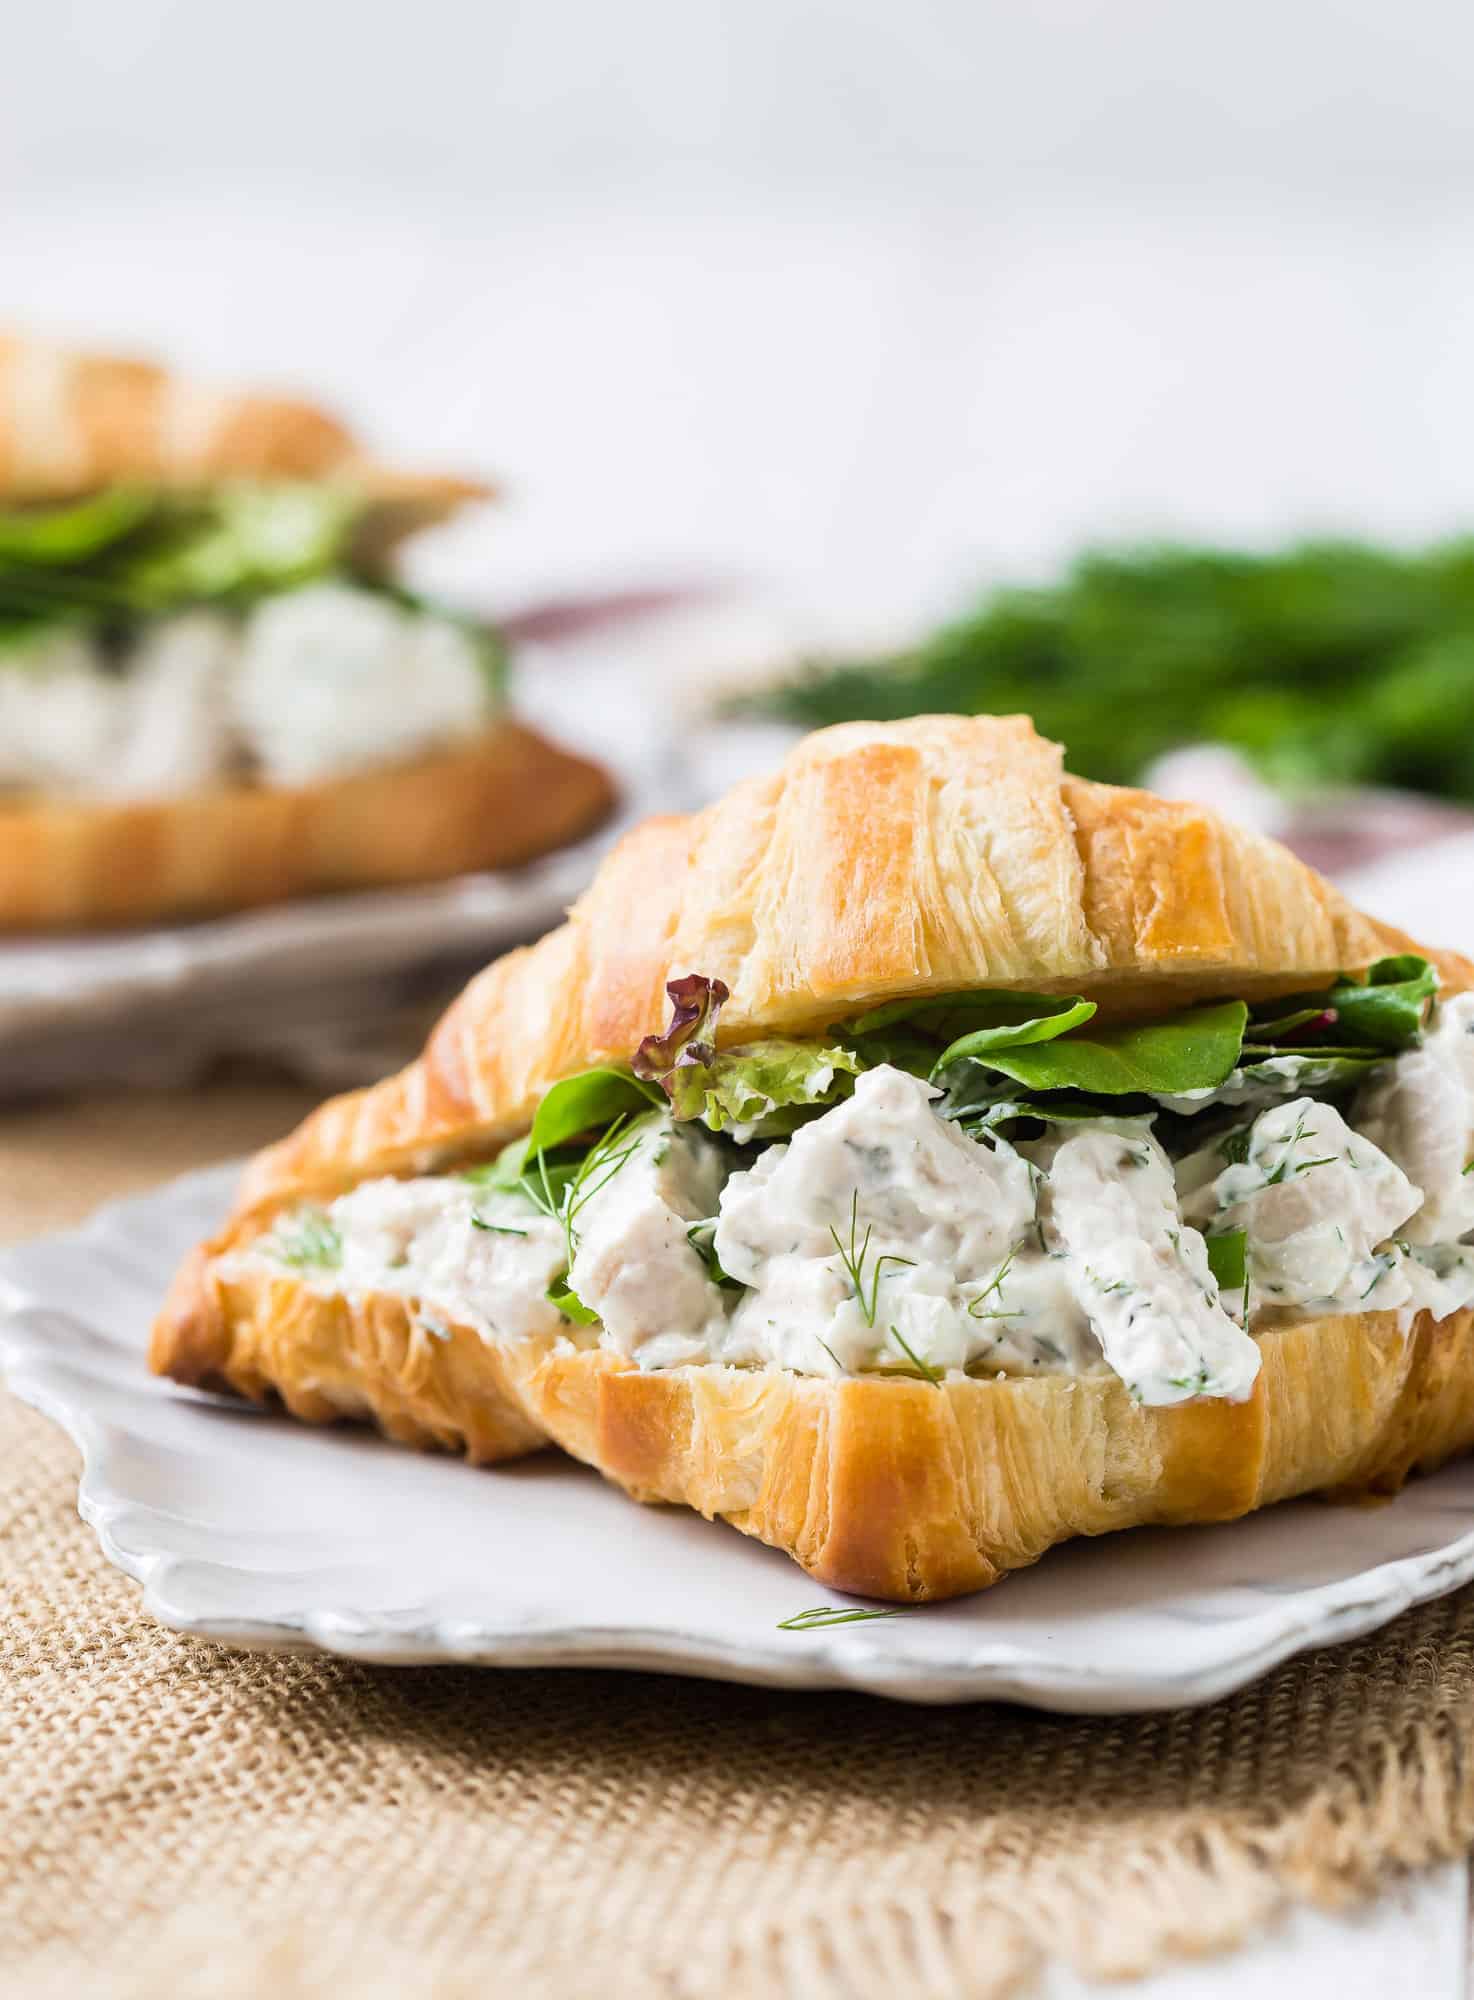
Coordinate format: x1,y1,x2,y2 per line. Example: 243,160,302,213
9,0,1474,643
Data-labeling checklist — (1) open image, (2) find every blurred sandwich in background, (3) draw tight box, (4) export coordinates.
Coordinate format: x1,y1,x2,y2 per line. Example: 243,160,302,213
0,334,615,930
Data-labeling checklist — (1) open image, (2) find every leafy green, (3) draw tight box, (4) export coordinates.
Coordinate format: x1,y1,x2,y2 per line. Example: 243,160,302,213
1322,956,1437,1050
269,1207,342,1271
0,483,358,627
928,997,1097,1072
1244,955,1434,1055
736,538,1474,805
522,1067,665,1158
632,974,730,1082
686,1219,743,1289
839,989,1097,1080
664,1038,863,1135
546,1277,600,1325
0,487,157,564
1205,1228,1248,1297
941,1000,1248,1100
838,988,1245,1104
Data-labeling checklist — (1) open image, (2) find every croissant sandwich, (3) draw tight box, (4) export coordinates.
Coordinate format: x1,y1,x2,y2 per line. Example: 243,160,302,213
153,715,1474,1602
0,333,612,929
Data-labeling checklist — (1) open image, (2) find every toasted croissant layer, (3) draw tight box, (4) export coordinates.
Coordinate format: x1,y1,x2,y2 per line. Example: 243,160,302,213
226,715,1445,1222
0,333,487,546
152,714,1474,1601
155,1247,1474,1601
0,722,614,931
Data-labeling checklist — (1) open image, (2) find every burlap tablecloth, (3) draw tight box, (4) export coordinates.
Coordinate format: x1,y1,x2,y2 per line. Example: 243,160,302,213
6,1087,1474,1999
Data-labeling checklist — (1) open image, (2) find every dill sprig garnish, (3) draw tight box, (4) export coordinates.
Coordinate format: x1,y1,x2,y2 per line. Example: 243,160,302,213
1261,1111,1337,1186
966,1248,1021,1320
470,1213,527,1237
828,1189,916,1325
559,1114,644,1266
518,1149,577,1223
776,1605,909,1630
888,1324,942,1385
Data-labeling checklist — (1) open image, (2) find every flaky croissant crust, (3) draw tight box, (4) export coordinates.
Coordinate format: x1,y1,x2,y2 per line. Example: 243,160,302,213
0,332,489,550
226,714,1467,1222
0,722,615,932
151,714,1474,1600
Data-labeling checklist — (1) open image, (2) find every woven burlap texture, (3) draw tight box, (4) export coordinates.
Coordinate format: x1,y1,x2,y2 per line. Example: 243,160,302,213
7,1389,1474,2000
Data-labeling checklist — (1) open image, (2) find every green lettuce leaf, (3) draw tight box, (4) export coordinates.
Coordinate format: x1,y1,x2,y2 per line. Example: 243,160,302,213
928,997,1097,1073
118,485,357,607
464,1065,663,1202
0,483,359,624
1205,1228,1248,1297
944,1000,1248,1099
1246,955,1435,1054
686,1219,743,1288
545,1276,600,1325
0,487,156,564
1324,956,1437,1049
839,989,1097,1078
665,1039,863,1134
524,1067,665,1156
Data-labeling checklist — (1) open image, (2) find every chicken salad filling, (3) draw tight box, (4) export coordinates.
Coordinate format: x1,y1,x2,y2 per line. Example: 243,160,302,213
0,485,505,797
242,957,1474,1409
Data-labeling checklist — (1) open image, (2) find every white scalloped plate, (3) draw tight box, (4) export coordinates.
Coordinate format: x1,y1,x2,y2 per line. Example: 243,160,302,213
8,1165,1474,1711
0,830,619,1098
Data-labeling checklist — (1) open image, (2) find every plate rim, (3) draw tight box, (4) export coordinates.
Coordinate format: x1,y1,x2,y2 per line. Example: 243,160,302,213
7,1164,1474,1711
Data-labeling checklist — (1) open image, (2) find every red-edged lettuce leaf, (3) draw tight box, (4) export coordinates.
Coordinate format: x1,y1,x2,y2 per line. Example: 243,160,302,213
632,974,731,1082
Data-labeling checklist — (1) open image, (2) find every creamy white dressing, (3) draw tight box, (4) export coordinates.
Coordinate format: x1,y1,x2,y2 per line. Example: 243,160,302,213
239,1174,570,1347
565,1114,732,1368
231,585,491,786
244,993,1474,1407
1024,1125,1259,1404
1155,1053,1363,1117
0,630,123,790
712,1066,1076,1378
1178,1094,1474,1321
99,612,238,798
0,582,499,799
1355,993,1474,1246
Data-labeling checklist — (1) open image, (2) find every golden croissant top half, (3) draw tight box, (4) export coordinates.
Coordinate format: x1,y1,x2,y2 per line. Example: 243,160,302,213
0,331,488,551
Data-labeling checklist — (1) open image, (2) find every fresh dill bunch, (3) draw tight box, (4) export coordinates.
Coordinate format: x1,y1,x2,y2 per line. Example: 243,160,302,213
735,537,1474,805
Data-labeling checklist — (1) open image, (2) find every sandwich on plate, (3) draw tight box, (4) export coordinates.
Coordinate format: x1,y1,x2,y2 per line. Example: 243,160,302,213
0,334,613,929
154,716,1474,1601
